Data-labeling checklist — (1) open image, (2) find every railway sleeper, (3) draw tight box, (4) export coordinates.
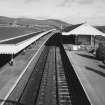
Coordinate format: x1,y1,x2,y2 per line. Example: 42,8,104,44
36,46,56,105
56,47,72,105
18,46,50,105
59,45,91,105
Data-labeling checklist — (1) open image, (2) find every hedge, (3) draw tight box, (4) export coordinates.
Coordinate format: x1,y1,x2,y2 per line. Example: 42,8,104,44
96,43,105,60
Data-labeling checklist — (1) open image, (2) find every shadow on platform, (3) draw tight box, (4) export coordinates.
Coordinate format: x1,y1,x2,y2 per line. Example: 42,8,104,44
77,53,96,60
0,54,11,68
0,99,25,105
86,66,105,77
59,45,91,105
98,65,105,69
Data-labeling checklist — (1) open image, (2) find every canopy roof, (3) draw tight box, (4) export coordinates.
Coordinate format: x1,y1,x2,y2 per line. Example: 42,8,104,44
0,29,55,54
62,23,105,36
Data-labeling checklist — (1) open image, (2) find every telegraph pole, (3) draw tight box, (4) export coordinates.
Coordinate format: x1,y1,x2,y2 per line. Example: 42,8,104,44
60,24,63,44
60,24,63,33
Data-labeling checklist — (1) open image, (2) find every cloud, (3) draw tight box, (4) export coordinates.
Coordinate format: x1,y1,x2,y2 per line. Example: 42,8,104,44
60,0,104,6
75,0,94,4
0,0,105,25
25,0,39,3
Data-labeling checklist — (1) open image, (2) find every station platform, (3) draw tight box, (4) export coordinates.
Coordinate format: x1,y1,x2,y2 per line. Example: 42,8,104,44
64,45,105,105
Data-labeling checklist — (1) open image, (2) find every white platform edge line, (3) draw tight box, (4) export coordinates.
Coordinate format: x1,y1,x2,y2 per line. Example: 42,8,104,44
0,30,54,105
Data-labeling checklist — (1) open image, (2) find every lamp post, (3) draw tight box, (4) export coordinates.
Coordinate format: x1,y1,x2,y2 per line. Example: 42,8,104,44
60,25,63,44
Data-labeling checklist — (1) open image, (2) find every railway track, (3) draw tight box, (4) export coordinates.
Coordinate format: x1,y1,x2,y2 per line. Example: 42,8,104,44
0,31,55,105
35,46,90,105
56,47,71,105
36,47,56,105
2,33,91,105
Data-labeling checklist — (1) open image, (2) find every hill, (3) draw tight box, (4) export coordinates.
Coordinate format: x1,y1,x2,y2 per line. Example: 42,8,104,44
0,16,69,30
95,26,105,33
0,16,14,24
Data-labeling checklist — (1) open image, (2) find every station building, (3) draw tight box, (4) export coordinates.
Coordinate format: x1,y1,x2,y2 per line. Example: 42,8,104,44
62,23,105,50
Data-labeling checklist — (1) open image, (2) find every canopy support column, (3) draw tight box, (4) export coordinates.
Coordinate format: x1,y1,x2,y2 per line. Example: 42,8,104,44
91,35,96,47
91,35,93,46
75,35,78,45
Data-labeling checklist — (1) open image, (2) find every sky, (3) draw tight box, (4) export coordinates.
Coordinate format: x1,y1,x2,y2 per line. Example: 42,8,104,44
0,0,105,25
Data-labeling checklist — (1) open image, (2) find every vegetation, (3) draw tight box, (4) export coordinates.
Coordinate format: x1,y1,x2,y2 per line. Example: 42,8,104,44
0,16,70,41
0,16,69,30
95,26,105,33
96,43,105,60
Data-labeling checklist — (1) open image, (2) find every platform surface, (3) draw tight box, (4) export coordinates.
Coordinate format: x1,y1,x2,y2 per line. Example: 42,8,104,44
65,47,105,105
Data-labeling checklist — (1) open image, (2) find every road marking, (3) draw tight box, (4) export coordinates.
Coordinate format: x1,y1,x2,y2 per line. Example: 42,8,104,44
0,30,55,105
